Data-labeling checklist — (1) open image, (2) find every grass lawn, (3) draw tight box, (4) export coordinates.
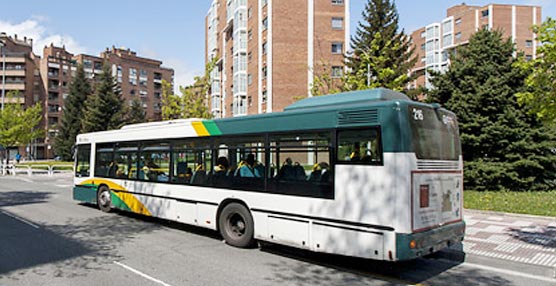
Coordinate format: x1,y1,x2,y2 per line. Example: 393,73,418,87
464,190,556,217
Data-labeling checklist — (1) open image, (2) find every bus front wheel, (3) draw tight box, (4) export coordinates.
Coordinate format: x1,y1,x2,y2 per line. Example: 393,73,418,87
219,203,255,248
97,185,112,213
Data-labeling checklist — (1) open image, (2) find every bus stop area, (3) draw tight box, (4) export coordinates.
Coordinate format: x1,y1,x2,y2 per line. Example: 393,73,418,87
457,209,556,269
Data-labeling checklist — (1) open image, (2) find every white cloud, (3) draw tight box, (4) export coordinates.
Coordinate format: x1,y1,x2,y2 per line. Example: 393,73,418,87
0,18,88,56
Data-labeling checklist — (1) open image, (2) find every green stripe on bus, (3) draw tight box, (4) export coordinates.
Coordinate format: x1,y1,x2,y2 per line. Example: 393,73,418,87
110,192,132,212
73,184,98,204
203,120,222,136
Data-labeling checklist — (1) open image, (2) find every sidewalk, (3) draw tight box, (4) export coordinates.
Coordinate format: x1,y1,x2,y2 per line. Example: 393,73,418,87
462,209,556,268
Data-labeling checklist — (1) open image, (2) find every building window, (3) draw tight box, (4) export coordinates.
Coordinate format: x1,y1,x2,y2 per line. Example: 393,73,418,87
94,61,102,70
262,0,268,6
262,17,268,30
248,29,253,41
525,55,533,61
248,51,253,62
420,31,426,38
262,42,268,54
331,17,343,30
482,9,489,18
262,66,267,79
455,32,462,40
248,6,253,18
248,73,253,85
420,43,426,50
331,42,343,54
455,18,462,26
83,59,92,69
129,68,137,85
262,90,267,103
331,0,344,4
525,40,533,48
139,69,148,86
331,66,343,78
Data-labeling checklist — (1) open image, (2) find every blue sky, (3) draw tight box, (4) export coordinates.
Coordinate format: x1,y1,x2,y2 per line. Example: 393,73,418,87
1,0,554,90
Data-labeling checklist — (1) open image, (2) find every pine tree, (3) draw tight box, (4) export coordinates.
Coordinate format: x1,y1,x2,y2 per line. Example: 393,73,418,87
428,29,556,191
125,98,146,124
81,64,125,132
344,0,416,91
54,64,91,160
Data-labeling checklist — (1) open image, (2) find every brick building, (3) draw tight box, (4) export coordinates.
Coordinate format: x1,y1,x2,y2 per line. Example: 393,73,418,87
206,0,349,118
0,33,174,159
409,3,541,90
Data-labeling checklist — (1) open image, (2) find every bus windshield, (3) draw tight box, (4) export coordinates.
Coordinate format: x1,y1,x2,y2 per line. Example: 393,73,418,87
408,105,461,160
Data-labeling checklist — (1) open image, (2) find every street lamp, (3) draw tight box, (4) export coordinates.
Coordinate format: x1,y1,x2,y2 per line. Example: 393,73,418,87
0,39,5,111
360,49,371,87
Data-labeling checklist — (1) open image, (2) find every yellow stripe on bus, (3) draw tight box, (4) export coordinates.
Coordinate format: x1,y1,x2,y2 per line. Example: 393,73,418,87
113,191,152,216
191,121,210,136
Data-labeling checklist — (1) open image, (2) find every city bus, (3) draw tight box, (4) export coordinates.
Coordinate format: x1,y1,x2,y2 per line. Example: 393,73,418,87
73,88,464,261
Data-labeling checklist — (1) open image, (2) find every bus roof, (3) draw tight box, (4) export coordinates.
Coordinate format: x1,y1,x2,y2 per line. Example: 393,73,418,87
76,88,418,144
284,88,410,112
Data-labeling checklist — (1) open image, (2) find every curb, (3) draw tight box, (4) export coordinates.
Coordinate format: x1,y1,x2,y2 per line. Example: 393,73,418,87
464,208,556,222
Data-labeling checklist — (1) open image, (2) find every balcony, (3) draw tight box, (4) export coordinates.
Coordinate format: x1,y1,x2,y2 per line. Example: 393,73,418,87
4,96,25,104
48,62,60,69
1,69,25,76
4,82,25,90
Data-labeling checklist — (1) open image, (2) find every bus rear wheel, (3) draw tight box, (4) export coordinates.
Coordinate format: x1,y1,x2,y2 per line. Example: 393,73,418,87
219,203,255,248
97,185,112,213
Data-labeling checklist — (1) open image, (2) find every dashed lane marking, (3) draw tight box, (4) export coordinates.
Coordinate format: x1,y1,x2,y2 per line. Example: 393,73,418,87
0,210,40,229
114,261,174,286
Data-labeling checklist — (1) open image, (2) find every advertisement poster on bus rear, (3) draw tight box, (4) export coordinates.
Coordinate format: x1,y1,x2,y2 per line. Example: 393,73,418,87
412,172,462,231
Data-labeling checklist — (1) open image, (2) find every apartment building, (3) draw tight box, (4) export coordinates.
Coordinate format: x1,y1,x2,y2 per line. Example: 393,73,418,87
206,0,349,118
410,3,541,89
0,33,43,158
0,33,174,159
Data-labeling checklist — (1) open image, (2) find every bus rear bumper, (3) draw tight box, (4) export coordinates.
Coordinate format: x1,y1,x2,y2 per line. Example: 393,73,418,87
395,221,465,261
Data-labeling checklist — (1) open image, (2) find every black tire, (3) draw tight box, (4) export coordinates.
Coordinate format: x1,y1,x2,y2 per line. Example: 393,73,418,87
218,203,255,248
97,185,112,213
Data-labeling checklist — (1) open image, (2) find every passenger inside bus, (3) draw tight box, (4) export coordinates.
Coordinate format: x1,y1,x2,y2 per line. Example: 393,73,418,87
237,153,261,178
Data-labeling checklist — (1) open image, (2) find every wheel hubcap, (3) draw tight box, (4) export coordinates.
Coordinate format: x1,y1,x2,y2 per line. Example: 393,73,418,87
99,191,110,206
228,214,245,237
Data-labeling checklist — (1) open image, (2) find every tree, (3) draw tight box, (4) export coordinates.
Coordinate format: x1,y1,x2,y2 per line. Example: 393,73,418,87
125,98,147,124
161,58,216,120
515,18,556,124
428,29,556,191
81,64,125,132
54,64,92,161
344,0,416,91
309,60,342,96
0,92,43,163
161,80,183,120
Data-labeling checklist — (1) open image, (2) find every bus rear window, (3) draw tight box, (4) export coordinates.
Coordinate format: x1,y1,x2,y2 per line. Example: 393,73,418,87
408,106,461,160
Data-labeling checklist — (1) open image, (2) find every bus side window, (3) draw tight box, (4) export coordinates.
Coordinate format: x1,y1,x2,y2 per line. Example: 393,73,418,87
337,128,382,165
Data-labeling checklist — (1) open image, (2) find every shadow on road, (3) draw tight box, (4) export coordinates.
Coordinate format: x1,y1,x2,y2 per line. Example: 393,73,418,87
507,226,556,249
259,243,511,286
0,206,163,279
0,191,52,207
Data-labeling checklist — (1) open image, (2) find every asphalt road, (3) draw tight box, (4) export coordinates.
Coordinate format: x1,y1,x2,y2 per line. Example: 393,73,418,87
0,174,554,286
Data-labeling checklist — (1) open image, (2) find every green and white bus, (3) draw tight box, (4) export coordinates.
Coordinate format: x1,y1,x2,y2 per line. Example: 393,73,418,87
73,88,464,261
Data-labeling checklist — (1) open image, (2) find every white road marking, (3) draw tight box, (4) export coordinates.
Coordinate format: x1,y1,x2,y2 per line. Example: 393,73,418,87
17,177,34,183
0,210,40,229
55,184,71,188
462,262,556,283
114,261,173,286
